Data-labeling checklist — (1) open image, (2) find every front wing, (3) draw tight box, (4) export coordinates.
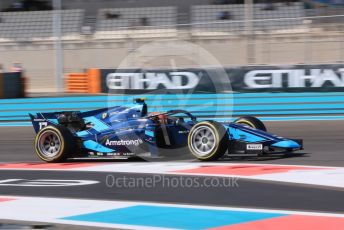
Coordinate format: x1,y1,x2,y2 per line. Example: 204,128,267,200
228,139,303,156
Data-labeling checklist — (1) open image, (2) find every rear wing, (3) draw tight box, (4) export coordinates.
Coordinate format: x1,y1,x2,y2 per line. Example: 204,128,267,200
29,113,59,133
29,110,86,134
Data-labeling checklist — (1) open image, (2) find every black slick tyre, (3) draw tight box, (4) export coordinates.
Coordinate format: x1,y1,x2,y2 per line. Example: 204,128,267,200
34,125,75,162
233,116,267,131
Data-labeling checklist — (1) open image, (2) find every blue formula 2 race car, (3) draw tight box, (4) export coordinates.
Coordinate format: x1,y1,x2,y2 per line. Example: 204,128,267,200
29,98,303,162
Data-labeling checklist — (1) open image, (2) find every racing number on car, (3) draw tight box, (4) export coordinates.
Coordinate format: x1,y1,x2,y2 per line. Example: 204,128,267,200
39,122,48,130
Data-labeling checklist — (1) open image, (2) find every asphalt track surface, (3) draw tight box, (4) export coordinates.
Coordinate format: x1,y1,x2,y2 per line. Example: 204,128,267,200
0,170,343,213
1,120,344,166
0,120,343,225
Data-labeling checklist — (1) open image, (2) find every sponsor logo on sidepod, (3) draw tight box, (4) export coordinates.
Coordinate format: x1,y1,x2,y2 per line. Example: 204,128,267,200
105,139,143,146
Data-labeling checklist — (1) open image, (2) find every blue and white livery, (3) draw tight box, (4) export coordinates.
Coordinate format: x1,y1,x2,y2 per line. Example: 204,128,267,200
29,98,303,162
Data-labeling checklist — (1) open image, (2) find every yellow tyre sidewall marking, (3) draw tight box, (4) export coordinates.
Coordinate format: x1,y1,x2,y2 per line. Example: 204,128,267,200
236,120,256,129
34,126,65,162
188,122,220,160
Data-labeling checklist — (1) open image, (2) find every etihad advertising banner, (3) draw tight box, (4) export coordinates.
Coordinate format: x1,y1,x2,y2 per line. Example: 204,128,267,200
228,64,344,92
306,0,344,7
100,65,344,93
100,68,232,94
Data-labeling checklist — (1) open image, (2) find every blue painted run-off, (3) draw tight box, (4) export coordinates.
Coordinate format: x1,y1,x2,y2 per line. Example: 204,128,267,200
2,92,344,126
63,205,286,229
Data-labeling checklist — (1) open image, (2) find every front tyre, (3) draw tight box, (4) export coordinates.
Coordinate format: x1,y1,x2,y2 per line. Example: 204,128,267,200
234,116,267,132
188,121,228,161
34,125,75,163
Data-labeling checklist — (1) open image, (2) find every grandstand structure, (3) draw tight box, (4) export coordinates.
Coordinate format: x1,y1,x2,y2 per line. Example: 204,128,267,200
0,2,309,41
0,0,344,92
95,7,177,39
0,9,83,42
191,2,305,36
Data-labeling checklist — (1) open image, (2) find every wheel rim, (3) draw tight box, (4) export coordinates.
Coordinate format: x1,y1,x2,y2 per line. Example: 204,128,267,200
38,130,62,158
190,125,216,157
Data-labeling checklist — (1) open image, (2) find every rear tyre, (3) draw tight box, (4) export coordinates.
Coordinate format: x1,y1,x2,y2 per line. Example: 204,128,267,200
234,116,267,131
188,121,228,161
34,125,75,163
